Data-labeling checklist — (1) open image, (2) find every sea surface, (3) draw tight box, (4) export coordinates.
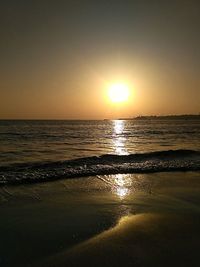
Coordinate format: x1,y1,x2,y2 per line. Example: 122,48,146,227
0,119,200,184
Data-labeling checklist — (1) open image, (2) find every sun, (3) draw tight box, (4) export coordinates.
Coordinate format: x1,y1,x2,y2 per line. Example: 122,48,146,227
108,83,130,103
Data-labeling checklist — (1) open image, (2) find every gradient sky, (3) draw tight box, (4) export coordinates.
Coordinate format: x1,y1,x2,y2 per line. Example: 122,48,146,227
0,0,199,119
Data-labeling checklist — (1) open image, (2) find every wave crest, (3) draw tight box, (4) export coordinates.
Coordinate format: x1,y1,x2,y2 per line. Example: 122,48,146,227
0,149,199,185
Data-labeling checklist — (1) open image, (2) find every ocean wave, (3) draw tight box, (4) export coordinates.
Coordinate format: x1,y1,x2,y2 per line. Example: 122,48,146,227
0,149,199,185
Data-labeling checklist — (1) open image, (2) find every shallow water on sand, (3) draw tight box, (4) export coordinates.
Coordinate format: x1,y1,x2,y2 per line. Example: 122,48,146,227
0,172,199,266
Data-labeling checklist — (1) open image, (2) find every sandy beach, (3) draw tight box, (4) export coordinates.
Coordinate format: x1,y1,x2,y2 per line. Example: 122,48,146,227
0,172,200,266
39,213,200,267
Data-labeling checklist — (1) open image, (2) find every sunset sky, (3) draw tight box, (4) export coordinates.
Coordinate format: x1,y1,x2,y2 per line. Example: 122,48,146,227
0,0,199,119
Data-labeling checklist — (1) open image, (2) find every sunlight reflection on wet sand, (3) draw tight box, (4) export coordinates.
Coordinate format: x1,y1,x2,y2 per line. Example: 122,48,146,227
98,173,133,199
111,173,132,199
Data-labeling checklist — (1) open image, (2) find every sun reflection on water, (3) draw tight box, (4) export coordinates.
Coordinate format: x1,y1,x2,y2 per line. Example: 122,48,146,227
112,120,128,155
114,120,124,135
103,121,132,199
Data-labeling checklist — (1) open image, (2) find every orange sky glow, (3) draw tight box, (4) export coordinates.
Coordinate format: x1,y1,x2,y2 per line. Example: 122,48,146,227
0,1,199,119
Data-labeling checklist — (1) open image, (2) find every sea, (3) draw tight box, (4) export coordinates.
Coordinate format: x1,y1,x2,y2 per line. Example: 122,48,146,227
0,119,200,185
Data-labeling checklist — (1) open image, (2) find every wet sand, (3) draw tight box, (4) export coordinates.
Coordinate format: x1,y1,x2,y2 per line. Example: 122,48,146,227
39,213,200,267
0,172,200,266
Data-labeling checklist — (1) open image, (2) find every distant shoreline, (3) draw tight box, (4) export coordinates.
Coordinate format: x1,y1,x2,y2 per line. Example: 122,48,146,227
118,114,200,120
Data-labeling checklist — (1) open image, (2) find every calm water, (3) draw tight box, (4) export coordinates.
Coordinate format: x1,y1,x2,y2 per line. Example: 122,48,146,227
0,119,200,184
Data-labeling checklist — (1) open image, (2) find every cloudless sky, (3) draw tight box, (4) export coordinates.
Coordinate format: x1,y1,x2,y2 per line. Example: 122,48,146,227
0,0,199,119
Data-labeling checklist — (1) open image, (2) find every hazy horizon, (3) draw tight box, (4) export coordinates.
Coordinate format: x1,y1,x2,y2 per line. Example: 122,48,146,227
0,113,199,121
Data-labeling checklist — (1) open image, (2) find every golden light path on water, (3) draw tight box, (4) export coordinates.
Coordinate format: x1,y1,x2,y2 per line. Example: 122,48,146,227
112,120,128,155
109,121,132,199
